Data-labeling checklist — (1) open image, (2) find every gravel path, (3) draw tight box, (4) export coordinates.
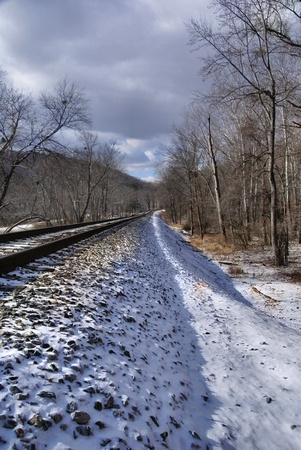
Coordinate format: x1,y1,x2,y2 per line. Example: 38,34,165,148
0,214,212,449
0,213,301,450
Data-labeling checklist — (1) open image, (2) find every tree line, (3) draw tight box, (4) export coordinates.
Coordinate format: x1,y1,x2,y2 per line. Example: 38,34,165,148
159,0,301,266
0,73,157,229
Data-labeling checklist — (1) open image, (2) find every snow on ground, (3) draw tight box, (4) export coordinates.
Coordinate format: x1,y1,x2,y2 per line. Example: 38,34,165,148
0,212,300,449
0,224,38,233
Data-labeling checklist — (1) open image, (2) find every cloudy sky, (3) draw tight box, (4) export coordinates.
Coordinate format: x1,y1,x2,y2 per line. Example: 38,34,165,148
0,0,212,180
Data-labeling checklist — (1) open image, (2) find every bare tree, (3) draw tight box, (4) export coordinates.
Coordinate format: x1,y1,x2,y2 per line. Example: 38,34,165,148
0,76,90,214
158,165,185,224
55,135,122,223
162,122,205,236
207,115,226,240
265,0,301,51
187,0,301,264
0,82,34,211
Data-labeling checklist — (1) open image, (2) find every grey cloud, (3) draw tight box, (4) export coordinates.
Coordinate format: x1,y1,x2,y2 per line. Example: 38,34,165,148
91,80,185,139
0,0,211,177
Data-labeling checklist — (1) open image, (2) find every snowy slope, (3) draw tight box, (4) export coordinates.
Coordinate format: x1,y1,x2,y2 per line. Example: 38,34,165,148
0,212,300,449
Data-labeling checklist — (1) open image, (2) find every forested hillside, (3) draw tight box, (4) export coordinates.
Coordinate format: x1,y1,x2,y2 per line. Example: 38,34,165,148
0,76,157,229
6,150,156,228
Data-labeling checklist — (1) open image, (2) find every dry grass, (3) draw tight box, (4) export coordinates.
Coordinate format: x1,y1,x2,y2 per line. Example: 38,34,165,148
162,213,240,257
282,270,301,284
228,265,245,275
190,234,239,256
170,223,184,232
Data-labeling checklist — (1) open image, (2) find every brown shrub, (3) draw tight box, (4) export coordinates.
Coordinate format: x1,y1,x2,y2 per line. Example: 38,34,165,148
283,270,301,283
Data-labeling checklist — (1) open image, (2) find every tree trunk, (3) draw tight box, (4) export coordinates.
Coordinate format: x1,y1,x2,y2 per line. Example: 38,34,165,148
208,116,226,241
282,108,292,237
268,97,288,265
240,132,250,239
194,178,203,239
269,129,277,261
190,199,194,235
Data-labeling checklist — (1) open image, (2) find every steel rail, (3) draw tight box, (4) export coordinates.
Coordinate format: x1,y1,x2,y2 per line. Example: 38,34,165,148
0,214,147,274
0,216,129,243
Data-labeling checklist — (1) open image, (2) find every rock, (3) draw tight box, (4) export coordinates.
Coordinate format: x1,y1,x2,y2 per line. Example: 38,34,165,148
150,416,159,427
15,393,30,400
23,350,33,358
10,385,22,395
38,390,56,400
16,414,26,425
51,413,63,424
132,406,140,414
123,315,136,323
266,396,273,404
66,401,78,413
71,364,83,373
67,340,79,350
15,427,25,438
46,363,59,372
104,395,120,409
42,420,53,431
94,401,103,411
76,425,93,436
64,373,77,382
87,336,103,345
180,392,188,401
47,352,58,361
3,419,17,429
100,439,111,447
5,362,14,370
28,414,44,428
71,411,91,425
189,430,202,440
160,431,168,441
170,416,181,428
95,421,106,429
83,386,96,395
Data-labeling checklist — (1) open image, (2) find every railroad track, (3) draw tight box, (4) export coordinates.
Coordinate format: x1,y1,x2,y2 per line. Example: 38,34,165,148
0,217,129,257
0,214,147,275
